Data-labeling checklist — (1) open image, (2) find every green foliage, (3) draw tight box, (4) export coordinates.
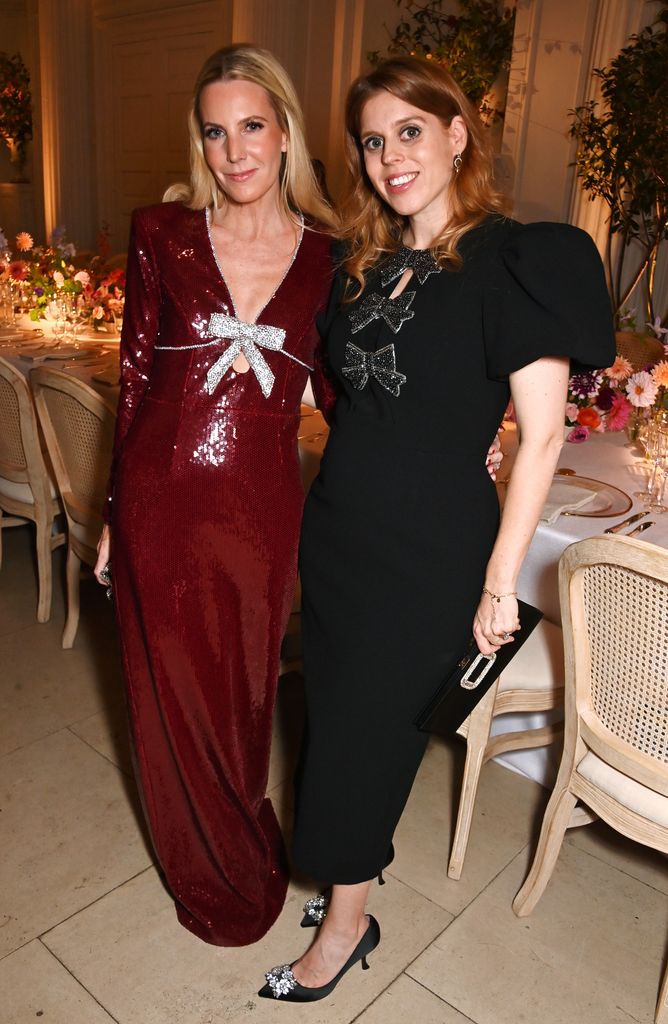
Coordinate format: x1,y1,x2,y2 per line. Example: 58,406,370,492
368,0,516,123
0,51,33,159
569,8,668,321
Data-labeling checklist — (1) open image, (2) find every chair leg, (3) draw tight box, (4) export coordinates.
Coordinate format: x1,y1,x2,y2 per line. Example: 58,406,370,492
35,517,53,623
656,957,668,1024
448,682,498,880
512,783,578,917
62,545,81,649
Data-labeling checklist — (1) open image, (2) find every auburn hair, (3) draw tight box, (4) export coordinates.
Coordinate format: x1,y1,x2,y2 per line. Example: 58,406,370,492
163,43,337,230
340,57,508,295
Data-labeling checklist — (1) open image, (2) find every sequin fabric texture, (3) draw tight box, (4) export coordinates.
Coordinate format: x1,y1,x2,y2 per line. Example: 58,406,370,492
107,202,335,946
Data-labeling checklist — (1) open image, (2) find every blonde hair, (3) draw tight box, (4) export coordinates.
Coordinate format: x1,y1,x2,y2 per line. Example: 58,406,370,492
163,43,336,229
340,57,508,295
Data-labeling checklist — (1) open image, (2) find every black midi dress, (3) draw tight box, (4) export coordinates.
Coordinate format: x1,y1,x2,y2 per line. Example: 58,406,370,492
292,216,616,884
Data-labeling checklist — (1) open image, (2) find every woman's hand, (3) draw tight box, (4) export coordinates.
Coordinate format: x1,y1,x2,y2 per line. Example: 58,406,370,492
473,590,519,657
485,432,503,481
94,525,111,585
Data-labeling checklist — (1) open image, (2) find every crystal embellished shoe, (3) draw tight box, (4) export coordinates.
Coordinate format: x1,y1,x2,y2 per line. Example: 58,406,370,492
300,845,395,928
258,915,381,1002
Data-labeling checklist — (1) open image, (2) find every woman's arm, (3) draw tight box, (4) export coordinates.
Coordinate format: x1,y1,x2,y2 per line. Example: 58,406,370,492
473,356,569,655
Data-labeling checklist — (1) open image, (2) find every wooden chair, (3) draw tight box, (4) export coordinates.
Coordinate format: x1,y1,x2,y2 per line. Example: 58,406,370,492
448,618,565,879
30,367,116,648
0,357,65,621
513,535,668,1024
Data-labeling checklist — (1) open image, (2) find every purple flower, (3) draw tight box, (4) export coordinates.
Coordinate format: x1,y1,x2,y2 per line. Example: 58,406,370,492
34,286,44,296
566,425,590,444
569,371,602,400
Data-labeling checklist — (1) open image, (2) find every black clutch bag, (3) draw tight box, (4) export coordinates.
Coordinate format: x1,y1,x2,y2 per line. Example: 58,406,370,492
415,600,544,737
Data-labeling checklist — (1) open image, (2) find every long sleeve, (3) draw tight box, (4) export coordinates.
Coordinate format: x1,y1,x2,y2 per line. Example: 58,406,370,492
104,209,161,523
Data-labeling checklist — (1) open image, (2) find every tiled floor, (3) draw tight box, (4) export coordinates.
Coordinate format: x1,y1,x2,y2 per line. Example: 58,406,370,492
2,524,666,1024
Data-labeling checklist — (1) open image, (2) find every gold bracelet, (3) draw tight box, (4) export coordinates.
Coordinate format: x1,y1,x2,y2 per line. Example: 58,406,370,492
482,586,518,603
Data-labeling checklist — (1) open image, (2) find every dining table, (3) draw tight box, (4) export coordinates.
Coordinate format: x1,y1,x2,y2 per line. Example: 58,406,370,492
0,317,121,397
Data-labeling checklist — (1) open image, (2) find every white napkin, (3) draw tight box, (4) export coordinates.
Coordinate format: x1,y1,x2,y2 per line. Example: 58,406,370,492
540,479,598,524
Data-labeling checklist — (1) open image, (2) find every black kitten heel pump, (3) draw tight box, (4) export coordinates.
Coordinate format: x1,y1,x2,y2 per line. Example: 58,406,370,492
300,846,394,928
258,915,381,1002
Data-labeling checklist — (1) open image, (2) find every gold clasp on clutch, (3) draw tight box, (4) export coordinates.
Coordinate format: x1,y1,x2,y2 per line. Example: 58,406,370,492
460,651,496,690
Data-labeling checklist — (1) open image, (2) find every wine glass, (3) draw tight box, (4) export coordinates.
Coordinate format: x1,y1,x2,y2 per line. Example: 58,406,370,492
633,419,663,500
644,427,668,514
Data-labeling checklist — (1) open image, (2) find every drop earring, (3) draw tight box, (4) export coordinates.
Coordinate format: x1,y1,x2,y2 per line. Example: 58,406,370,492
453,152,463,174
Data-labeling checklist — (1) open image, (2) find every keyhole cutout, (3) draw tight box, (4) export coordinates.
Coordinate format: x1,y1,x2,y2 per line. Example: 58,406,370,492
232,353,250,374
389,268,414,300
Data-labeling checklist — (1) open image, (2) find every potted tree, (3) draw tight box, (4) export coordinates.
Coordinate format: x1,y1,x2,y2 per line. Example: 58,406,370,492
569,6,667,360
0,51,33,183
368,0,516,128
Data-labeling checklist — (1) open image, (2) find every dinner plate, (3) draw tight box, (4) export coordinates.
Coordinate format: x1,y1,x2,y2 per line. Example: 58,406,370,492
555,474,632,517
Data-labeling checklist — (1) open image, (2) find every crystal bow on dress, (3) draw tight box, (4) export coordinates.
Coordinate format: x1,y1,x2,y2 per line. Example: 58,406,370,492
204,312,286,397
342,342,407,397
348,291,416,334
380,247,441,286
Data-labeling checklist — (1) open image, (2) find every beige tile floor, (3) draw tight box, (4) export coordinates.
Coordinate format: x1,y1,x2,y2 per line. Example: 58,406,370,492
1,524,666,1024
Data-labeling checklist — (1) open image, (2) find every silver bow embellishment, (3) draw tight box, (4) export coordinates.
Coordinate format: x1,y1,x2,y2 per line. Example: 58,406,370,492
380,247,441,286
204,312,286,397
342,342,407,398
348,291,416,334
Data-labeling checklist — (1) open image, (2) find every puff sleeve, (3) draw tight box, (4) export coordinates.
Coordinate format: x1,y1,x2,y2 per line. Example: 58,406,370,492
483,222,616,381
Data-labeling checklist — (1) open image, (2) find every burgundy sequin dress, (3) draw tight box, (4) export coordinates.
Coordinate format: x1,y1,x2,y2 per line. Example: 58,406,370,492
106,202,334,946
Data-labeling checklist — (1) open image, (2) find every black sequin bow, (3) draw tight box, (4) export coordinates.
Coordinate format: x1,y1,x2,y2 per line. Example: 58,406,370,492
348,291,416,334
380,247,441,287
341,342,407,397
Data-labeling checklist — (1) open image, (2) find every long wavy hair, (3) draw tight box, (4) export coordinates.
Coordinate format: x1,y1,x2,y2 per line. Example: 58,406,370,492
341,57,508,295
163,44,336,229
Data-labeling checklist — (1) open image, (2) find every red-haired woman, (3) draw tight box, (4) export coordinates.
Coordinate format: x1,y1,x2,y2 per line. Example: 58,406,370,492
260,57,614,1000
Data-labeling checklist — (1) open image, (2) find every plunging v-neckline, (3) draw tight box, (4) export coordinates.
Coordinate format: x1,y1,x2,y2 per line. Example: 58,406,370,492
205,208,305,325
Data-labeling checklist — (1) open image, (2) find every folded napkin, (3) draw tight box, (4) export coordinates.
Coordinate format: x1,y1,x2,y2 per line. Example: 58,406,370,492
540,479,598,524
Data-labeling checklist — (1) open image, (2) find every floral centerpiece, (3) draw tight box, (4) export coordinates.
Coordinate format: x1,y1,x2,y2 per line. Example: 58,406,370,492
565,319,668,443
0,226,124,330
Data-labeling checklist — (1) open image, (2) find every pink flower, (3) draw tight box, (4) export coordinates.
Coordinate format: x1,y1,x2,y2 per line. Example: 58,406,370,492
15,231,33,251
53,270,65,289
606,393,632,431
74,270,90,286
93,305,104,319
565,402,579,423
626,370,659,408
606,355,633,381
566,425,590,444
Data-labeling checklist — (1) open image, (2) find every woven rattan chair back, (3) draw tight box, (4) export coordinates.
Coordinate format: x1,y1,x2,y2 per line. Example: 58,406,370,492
0,357,65,622
31,367,116,647
30,367,115,539
567,536,668,791
0,357,48,490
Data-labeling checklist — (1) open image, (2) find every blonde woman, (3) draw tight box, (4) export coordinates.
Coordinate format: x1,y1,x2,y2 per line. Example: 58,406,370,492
260,57,614,1000
94,44,337,947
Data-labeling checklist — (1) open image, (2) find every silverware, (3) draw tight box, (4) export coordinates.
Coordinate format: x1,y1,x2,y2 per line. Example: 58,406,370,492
604,511,648,534
626,520,655,537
